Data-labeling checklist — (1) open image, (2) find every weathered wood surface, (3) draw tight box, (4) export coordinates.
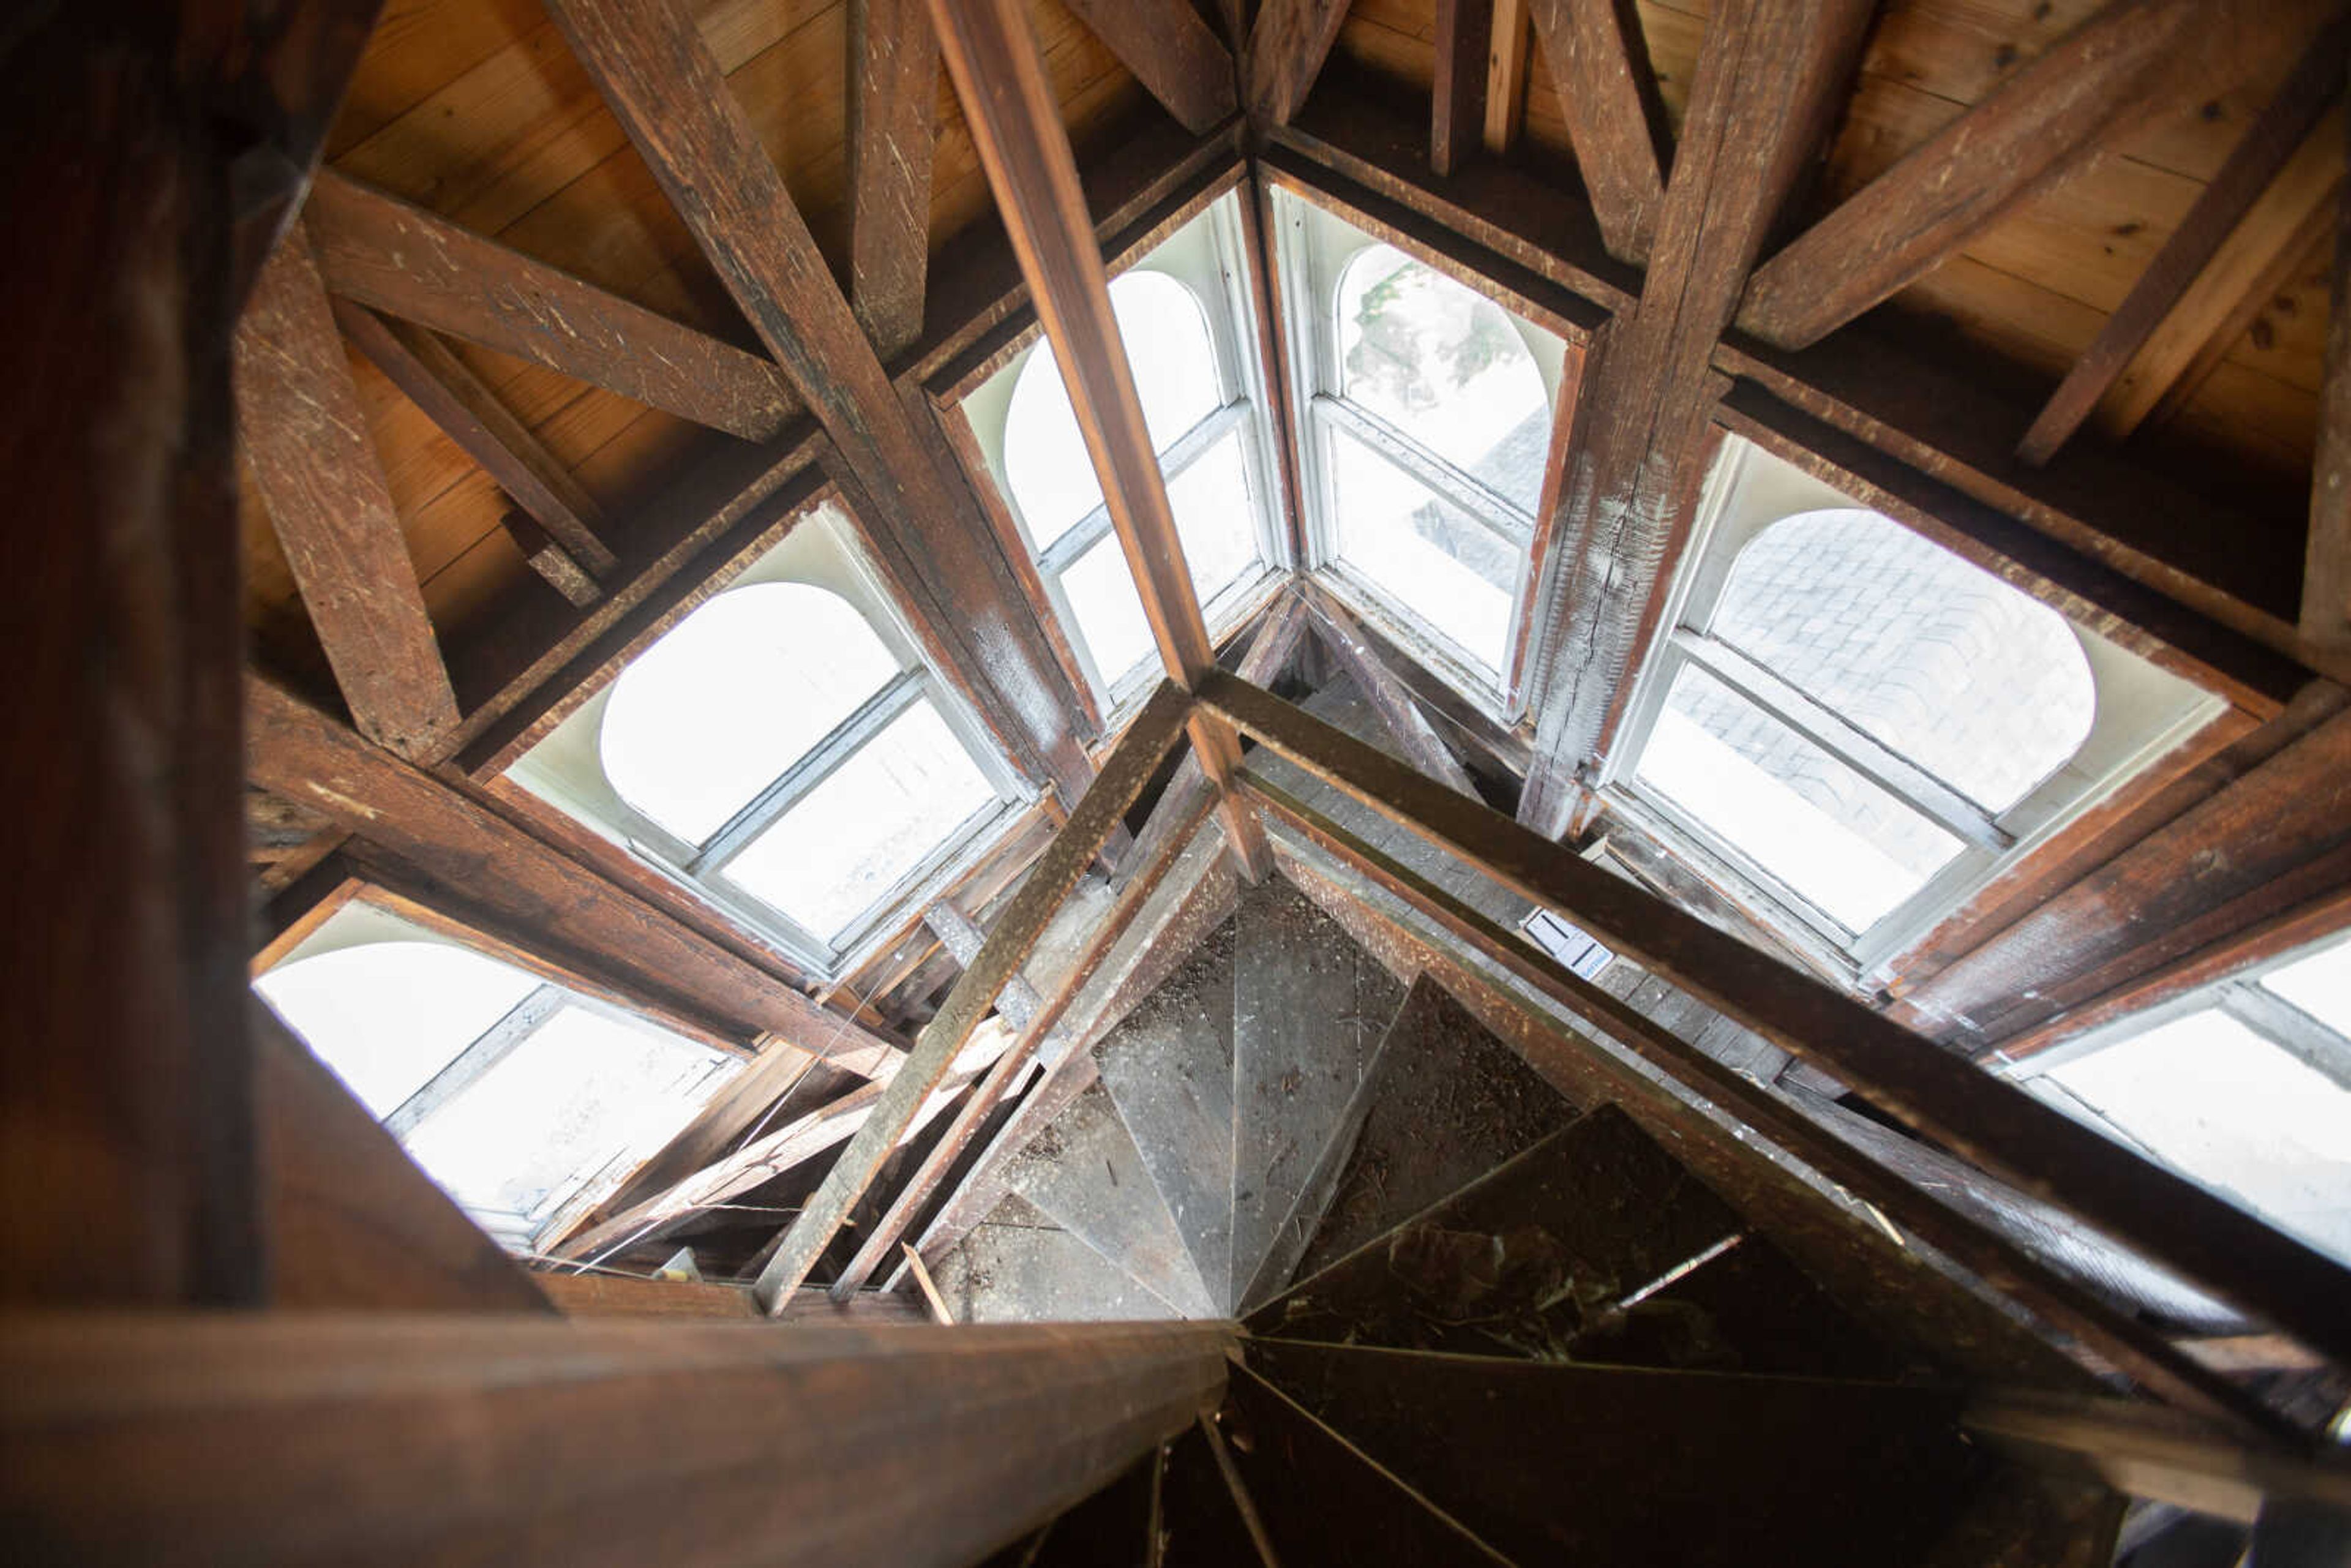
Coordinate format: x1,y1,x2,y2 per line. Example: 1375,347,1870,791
1207,670,2351,1376
754,683,1194,1309
499,511,603,607
302,168,797,441
1483,0,1532,156
1243,0,1355,127
1065,0,1239,135
538,1269,931,1323
237,229,460,761
0,1316,1233,1567
2308,135,2351,650
847,0,940,360
334,300,617,577
1430,0,1493,177
1302,583,1480,795
1517,0,1875,836
1526,0,1669,262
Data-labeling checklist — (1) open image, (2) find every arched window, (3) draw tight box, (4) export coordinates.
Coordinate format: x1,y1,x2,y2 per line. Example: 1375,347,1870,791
257,904,732,1248
967,194,1284,710
1610,441,2219,969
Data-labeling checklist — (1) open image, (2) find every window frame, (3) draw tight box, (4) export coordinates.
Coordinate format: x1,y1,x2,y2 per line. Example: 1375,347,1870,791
956,188,1292,722
1270,185,1572,721
1599,436,2227,983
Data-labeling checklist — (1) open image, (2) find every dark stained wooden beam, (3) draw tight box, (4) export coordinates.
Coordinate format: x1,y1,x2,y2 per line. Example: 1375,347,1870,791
1243,0,1354,127
236,228,460,762
847,0,940,361
2307,143,2351,650
1738,0,2334,351
1484,0,1532,156
0,1315,1233,1566
1204,667,2351,1374
929,0,1273,880
499,511,603,607
2019,23,2350,467
537,1269,935,1322
1431,0,1494,177
302,168,798,442
246,675,902,1081
1300,583,1480,796
752,684,1194,1310
1065,0,1240,135
1526,0,1669,263
332,300,617,578
545,0,1100,814
1517,0,1875,836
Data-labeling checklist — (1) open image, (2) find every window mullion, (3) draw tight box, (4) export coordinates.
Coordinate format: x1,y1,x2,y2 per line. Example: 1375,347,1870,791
383,983,568,1140
1314,393,1535,540
1035,400,1251,576
2216,985,2351,1092
1670,631,2014,853
689,669,926,876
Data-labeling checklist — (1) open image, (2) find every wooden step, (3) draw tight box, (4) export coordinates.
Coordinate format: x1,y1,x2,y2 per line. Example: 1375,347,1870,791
1008,1082,1216,1318
1093,917,1240,1312
1230,876,1404,1310
1248,1339,1982,1567
929,1195,1184,1323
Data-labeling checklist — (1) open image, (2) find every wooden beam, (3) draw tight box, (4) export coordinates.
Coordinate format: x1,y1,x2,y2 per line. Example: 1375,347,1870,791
1065,0,1240,136
930,0,1273,880
537,1269,934,1322
1518,0,1875,836
332,301,617,577
1431,0,1494,178
246,675,901,1079
1965,1395,2351,1524
1482,0,1532,157
0,1315,1233,1565
2306,137,2351,650
1738,0,2330,351
1526,0,1669,263
1300,583,1480,796
752,683,1194,1310
302,169,796,442
499,511,603,608
1203,668,2351,1371
1243,0,1354,127
2017,23,2350,466
847,0,940,360
236,228,459,761
924,899,1044,1030
546,0,1099,813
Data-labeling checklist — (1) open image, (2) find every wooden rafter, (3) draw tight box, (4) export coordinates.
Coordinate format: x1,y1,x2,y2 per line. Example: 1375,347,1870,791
302,169,798,442
1243,0,1354,127
846,0,941,360
1526,0,1670,263
2308,152,2351,649
1430,0,1493,178
1063,0,1240,135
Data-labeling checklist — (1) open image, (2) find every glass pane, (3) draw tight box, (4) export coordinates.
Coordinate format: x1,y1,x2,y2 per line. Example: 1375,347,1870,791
404,1004,726,1229
1635,662,1964,932
2049,1010,2351,1266
723,700,999,940
1060,532,1158,688
1329,430,1517,675
257,940,541,1119
1169,429,1259,604
601,582,902,845
1002,271,1222,552
1712,509,2096,814
1337,244,1550,514
2262,938,2351,1031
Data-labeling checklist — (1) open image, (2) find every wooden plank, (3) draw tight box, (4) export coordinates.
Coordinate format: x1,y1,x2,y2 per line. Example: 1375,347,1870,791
2306,144,2351,650
255,1007,555,1313
246,675,900,1079
1,15,258,1305
1737,0,2330,351
302,168,797,442
0,1315,1232,1567
753,683,1194,1310
847,0,941,360
1300,582,1480,796
1526,0,1669,262
1482,0,1531,157
236,228,459,761
332,301,617,577
2017,23,2351,466
929,0,1272,880
1431,0,1493,177
924,899,1044,1029
1964,1395,2351,1523
499,511,602,608
1517,0,1875,836
1243,0,1355,127
1065,0,1240,135
1204,669,2351,1373
538,1269,932,1323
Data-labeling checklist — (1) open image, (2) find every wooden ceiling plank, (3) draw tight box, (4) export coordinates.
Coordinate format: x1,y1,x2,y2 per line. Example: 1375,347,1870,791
847,0,942,361
1431,0,1494,178
930,0,1272,881
1517,0,1877,838
1738,0,2320,353
333,301,618,577
1482,0,1532,157
1526,0,1670,263
2017,21,2350,467
1243,0,1355,127
302,168,798,443
1064,0,1240,136
2307,156,2351,650
236,229,460,763
1300,582,1482,797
